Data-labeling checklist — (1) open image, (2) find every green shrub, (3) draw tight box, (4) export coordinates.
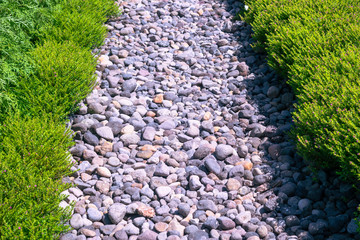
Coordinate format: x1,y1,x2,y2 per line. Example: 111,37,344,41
16,40,97,120
0,0,119,120
0,114,75,239
0,0,119,238
44,0,120,49
0,0,59,121
243,0,360,181
291,46,360,180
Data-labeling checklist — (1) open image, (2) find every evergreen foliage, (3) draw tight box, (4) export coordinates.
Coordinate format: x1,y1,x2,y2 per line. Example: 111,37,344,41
0,0,120,238
242,0,360,181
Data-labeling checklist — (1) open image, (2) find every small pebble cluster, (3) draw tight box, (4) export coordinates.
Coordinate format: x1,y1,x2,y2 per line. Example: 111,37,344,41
60,0,360,239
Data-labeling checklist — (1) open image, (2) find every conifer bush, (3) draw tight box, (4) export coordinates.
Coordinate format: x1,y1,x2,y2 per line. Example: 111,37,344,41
16,40,97,119
0,114,75,239
242,0,360,181
0,0,120,238
44,0,120,49
0,0,59,122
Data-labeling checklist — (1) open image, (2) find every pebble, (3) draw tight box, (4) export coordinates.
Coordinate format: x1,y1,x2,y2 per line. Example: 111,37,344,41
235,211,251,225
215,144,234,160
156,186,172,198
197,200,217,213
204,155,221,175
70,214,83,229
123,79,137,92
155,222,168,232
237,145,248,158
120,133,140,146
97,167,111,178
96,126,114,141
177,203,190,216
218,216,236,230
87,207,102,222
114,230,128,240
118,50,129,58
189,175,202,190
153,94,164,104
257,225,268,238
226,178,241,191
108,203,126,224
143,127,156,141
137,230,157,240
193,143,213,159
137,204,155,218
189,230,209,240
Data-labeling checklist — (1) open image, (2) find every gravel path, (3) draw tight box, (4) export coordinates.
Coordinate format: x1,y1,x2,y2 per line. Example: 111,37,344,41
60,0,360,239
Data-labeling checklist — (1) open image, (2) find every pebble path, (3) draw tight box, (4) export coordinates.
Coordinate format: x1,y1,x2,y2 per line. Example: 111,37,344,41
60,0,360,239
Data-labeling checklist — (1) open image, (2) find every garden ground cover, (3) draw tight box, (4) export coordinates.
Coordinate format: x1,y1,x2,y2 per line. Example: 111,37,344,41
242,0,360,182
0,0,119,239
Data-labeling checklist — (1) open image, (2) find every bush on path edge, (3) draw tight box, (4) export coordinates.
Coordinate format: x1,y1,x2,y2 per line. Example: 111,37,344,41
0,0,120,239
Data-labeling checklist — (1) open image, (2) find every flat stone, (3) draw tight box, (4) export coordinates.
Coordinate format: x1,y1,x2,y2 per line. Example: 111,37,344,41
136,150,153,159
108,157,120,167
100,225,116,235
123,223,139,235
84,131,99,146
156,186,172,198
97,167,111,178
159,120,176,130
237,62,249,76
101,141,113,153
114,230,128,240
267,86,280,98
154,162,170,177
120,133,140,146
240,161,253,170
204,216,219,229
96,126,114,141
229,165,245,178
88,103,105,114
59,233,76,240
280,182,297,197
203,155,221,176
81,228,96,237
268,144,281,160
143,127,156,141
197,200,217,212
120,27,134,35
347,219,358,234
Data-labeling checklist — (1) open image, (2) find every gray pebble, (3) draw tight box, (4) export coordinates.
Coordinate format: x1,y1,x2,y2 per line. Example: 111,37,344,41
108,203,126,224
